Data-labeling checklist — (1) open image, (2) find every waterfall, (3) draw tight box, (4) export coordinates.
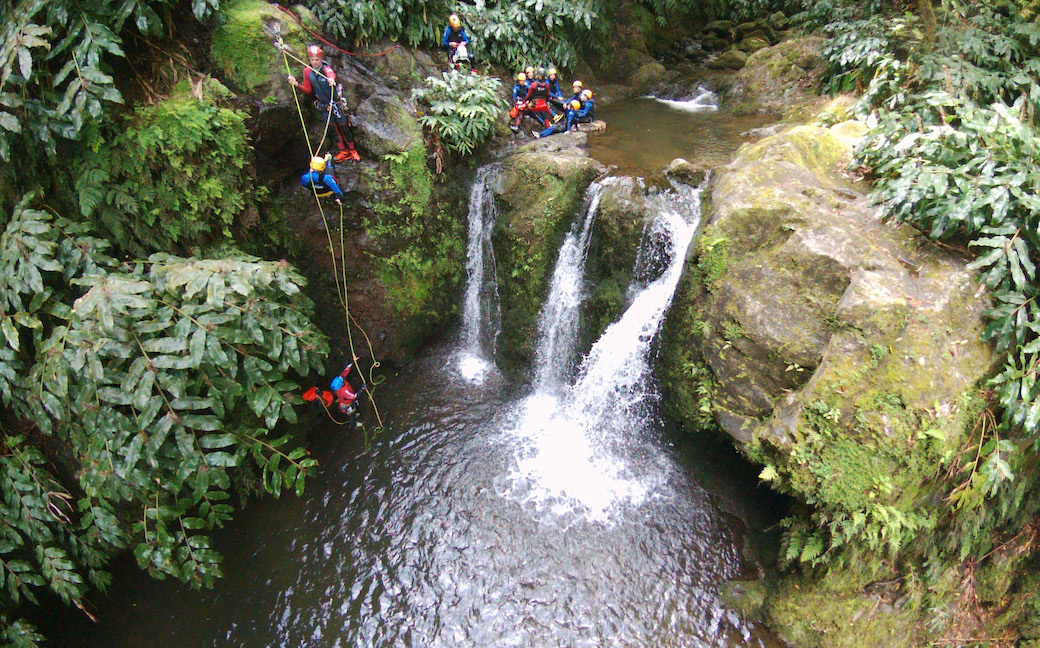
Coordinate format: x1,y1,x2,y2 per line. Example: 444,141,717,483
458,164,502,382
532,177,618,392
507,180,705,521
650,87,719,112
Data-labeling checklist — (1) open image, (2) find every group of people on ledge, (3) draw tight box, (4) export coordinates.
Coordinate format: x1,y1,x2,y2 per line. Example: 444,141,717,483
510,68,595,138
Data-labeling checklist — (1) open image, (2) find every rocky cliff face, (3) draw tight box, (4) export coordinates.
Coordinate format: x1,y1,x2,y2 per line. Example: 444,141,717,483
659,118,1000,646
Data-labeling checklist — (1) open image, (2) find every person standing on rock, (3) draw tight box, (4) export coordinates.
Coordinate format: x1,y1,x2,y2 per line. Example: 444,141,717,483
287,44,361,163
442,14,473,72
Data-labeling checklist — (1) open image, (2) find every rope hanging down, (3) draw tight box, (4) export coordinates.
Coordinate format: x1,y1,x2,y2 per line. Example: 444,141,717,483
277,37,386,433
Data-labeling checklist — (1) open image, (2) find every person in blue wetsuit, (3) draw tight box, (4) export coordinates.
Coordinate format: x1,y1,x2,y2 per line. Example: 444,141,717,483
536,99,579,138
547,67,564,108
300,155,344,204
442,14,472,70
512,72,527,103
576,89,595,124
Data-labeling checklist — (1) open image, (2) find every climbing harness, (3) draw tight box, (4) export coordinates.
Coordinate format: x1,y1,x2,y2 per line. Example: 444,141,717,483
275,36,387,435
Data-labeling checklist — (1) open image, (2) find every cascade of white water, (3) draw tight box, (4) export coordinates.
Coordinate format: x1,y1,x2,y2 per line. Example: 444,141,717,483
458,165,502,381
649,87,719,112
507,181,704,521
532,177,618,391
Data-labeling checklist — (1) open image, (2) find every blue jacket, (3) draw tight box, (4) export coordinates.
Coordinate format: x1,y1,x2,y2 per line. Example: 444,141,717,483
441,25,469,49
547,78,563,101
300,170,344,200
576,98,595,121
512,82,526,103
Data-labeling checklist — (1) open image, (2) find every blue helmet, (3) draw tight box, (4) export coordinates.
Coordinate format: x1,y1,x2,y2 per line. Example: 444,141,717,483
331,376,345,391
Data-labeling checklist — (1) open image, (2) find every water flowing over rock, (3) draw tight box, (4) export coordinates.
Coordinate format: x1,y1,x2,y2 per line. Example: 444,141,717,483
458,164,503,381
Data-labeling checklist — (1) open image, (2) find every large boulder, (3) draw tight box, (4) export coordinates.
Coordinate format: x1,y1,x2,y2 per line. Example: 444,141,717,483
352,92,423,157
661,120,997,540
707,48,748,70
492,133,606,367
731,37,829,118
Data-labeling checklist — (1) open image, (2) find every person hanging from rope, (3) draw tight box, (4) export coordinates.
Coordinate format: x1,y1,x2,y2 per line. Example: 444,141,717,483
301,355,367,425
523,67,554,130
442,14,475,73
300,155,345,204
288,44,361,163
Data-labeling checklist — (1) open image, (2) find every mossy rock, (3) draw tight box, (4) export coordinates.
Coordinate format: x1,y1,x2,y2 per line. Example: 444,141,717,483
628,60,668,93
707,48,748,70
736,37,827,119
492,147,605,368
353,92,422,157
738,37,771,54
210,0,308,98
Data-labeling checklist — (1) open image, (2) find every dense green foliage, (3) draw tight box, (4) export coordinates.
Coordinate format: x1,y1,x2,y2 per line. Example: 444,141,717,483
782,0,1040,586
362,144,462,324
0,197,327,643
411,70,505,156
0,0,218,168
305,0,793,70
73,80,254,257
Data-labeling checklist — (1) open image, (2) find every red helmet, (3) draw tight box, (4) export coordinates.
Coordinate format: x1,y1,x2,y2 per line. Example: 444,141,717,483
307,44,322,58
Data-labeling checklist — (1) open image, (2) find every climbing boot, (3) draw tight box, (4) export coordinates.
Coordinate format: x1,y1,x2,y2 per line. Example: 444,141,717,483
348,149,361,162
334,150,351,163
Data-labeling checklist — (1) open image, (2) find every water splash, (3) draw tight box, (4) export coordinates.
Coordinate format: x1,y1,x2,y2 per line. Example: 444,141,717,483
458,165,502,382
508,181,705,521
649,87,719,113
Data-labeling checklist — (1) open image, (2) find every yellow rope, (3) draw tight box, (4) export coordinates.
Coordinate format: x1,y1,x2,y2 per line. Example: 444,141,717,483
280,37,385,434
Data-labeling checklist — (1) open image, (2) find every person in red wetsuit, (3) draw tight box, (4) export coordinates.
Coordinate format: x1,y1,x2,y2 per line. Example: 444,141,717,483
523,67,554,130
301,356,367,424
287,44,360,163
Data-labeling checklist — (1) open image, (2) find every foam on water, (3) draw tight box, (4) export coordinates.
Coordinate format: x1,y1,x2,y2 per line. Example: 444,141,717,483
648,87,719,113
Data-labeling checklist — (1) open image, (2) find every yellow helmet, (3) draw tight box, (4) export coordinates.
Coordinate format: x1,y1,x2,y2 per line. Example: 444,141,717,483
309,156,326,172
581,89,593,99
517,72,527,82
525,66,534,77
569,99,581,110
548,67,557,76
448,13,461,28
572,80,583,89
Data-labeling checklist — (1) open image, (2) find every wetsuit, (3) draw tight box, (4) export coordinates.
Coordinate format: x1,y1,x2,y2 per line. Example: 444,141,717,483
575,97,595,123
524,79,554,128
512,81,527,103
300,169,345,200
547,77,564,108
442,25,470,68
296,60,358,159
538,106,577,138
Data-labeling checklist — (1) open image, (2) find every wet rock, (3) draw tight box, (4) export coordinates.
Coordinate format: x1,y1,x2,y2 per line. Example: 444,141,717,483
730,37,829,118
707,48,748,70
492,139,607,367
362,39,440,90
629,60,669,93
352,92,422,157
660,118,997,551
663,158,708,187
738,37,771,54
577,120,607,133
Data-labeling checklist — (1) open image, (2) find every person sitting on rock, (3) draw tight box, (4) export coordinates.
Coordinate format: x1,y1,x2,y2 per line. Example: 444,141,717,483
535,99,579,139
300,155,344,204
288,44,361,163
523,67,554,129
524,66,535,91
576,89,595,124
442,14,472,70
547,67,564,108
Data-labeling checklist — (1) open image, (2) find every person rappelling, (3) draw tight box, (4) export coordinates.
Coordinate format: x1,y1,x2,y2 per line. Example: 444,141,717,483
287,44,361,163
300,154,345,204
301,356,367,425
